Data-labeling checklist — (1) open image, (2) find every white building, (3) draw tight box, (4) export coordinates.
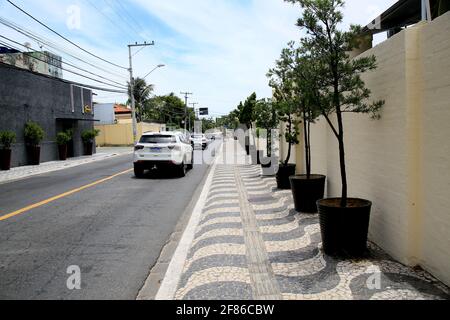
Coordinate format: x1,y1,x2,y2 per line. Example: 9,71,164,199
0,48,63,79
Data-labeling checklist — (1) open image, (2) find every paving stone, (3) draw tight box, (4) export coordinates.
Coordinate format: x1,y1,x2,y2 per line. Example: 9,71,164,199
171,140,449,301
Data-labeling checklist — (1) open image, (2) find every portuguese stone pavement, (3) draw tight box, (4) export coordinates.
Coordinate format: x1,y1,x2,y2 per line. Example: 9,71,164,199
171,139,449,300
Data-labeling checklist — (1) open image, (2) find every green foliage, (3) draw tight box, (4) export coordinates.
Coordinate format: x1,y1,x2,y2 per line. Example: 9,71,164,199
237,93,257,129
201,118,216,133
216,109,240,130
0,131,16,149
81,129,100,143
24,121,44,146
286,0,384,120
142,93,194,129
254,98,279,130
56,132,71,146
254,98,279,156
127,77,154,123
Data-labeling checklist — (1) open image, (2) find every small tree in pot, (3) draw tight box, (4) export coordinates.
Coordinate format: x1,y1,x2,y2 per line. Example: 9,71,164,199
24,122,45,165
0,131,16,170
288,0,385,256
267,51,301,189
81,129,100,156
56,131,72,161
280,42,327,213
237,93,257,155
254,98,279,175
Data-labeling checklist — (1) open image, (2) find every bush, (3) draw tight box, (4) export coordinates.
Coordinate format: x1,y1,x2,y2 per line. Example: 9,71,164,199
81,129,100,143
56,132,71,146
24,122,44,146
0,131,16,149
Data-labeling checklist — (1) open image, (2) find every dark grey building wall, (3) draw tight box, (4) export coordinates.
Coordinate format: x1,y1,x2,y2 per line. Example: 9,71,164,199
0,63,95,168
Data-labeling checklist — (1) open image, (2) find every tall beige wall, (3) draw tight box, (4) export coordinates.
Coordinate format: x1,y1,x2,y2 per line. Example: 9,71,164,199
419,13,450,286
95,122,166,146
296,13,450,286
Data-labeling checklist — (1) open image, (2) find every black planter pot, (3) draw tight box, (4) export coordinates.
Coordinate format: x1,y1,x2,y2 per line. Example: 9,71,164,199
84,141,93,156
317,198,372,257
0,149,12,171
261,161,271,168
250,147,258,165
276,164,296,189
245,144,250,156
290,175,326,213
58,144,68,161
27,145,41,165
261,156,278,176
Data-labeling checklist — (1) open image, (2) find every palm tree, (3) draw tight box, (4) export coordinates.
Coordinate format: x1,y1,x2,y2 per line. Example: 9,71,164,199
127,77,154,123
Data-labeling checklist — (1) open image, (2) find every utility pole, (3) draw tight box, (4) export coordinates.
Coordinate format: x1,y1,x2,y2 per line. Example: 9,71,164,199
189,102,199,132
180,91,193,132
128,41,154,144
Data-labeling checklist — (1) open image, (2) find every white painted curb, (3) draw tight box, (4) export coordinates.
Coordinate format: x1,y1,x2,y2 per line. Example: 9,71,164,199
155,144,223,300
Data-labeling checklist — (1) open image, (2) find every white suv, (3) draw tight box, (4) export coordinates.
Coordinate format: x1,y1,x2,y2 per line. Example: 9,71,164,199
134,132,193,178
190,134,208,150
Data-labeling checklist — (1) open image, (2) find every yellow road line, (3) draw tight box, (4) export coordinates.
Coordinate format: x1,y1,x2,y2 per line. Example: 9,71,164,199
0,168,133,222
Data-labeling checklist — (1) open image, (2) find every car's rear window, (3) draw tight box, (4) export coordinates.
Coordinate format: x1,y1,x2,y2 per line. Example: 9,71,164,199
140,135,177,144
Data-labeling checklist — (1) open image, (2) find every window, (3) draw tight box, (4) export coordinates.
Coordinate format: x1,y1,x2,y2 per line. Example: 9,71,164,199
139,135,177,144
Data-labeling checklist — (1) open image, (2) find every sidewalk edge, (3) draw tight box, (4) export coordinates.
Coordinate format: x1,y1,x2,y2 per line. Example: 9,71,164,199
0,152,133,186
137,144,222,300
154,144,222,300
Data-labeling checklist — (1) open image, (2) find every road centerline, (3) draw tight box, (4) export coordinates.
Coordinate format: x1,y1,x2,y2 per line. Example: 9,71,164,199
0,168,133,222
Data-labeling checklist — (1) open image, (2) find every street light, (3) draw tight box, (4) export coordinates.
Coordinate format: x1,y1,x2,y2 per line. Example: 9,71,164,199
143,64,165,80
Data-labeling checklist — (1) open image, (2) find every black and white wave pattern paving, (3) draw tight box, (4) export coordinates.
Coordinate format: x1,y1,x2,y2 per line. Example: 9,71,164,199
174,163,449,300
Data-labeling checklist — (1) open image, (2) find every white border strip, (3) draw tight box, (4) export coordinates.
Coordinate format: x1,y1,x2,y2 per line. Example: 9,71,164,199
155,144,223,300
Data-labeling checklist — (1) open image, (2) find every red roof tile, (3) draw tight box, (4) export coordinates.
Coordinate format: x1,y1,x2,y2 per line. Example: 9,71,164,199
114,104,131,114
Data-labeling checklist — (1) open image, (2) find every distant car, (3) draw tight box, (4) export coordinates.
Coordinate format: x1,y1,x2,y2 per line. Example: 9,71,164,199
134,132,193,178
206,132,222,141
190,134,208,150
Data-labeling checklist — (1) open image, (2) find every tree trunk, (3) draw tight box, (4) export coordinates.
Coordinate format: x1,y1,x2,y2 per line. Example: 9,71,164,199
285,115,292,166
303,111,311,178
331,57,348,207
307,113,312,177
336,105,348,207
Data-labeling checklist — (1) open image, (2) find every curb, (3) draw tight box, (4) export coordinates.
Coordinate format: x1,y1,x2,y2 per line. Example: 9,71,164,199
142,144,222,300
0,151,133,186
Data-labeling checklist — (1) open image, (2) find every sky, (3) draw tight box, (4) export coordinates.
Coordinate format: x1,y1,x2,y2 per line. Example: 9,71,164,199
0,0,398,118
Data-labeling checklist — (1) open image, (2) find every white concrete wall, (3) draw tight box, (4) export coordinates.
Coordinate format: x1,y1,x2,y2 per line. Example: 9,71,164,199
93,103,115,125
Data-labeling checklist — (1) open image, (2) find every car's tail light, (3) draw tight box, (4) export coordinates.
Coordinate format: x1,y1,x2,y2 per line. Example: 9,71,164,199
135,145,144,151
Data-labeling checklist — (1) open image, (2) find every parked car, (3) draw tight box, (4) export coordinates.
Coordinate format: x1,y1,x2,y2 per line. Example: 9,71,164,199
134,132,193,178
190,134,208,150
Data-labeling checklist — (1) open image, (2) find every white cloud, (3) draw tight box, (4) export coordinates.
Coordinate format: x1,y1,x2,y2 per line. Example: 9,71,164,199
0,0,398,116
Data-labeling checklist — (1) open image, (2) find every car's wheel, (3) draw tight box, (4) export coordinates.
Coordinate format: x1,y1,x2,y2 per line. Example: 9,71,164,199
187,152,194,170
178,162,187,177
134,164,144,178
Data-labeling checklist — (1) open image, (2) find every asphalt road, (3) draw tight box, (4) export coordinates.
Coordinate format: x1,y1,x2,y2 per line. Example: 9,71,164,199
0,144,218,300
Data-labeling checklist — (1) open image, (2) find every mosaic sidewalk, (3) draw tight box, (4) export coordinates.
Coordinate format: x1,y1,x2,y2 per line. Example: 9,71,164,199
172,143,449,300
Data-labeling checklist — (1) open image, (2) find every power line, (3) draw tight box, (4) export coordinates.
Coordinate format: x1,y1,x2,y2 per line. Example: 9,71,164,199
0,40,127,90
7,0,128,70
0,35,127,88
0,16,128,80
84,0,133,43
103,0,143,39
114,0,147,36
